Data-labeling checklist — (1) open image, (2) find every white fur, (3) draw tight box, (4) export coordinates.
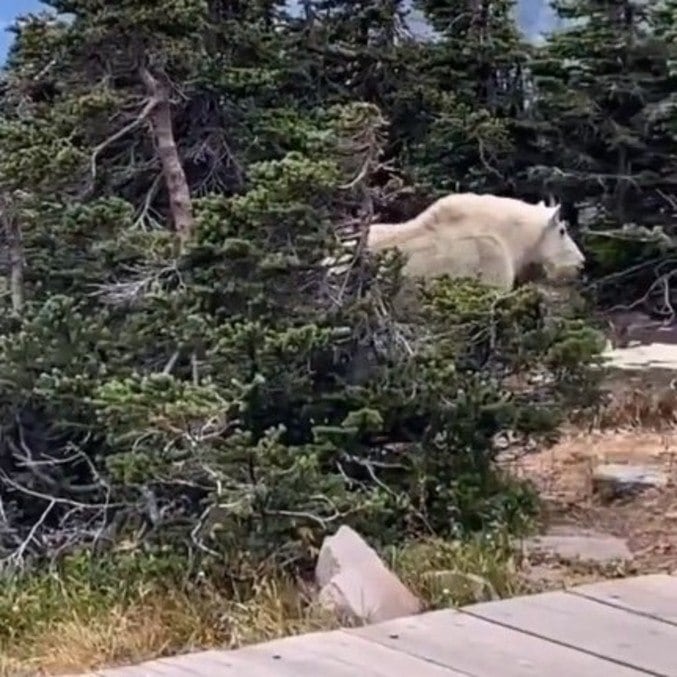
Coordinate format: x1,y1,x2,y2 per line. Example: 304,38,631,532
327,193,585,291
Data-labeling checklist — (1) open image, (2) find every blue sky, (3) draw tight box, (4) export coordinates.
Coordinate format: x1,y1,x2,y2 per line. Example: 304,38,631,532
1,1,557,63
1,0,46,60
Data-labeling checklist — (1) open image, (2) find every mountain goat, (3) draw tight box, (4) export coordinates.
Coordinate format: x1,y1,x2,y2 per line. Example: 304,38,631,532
328,193,585,291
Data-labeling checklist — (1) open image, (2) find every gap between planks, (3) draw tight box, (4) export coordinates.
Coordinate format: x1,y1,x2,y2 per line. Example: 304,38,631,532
459,583,677,677
564,573,677,627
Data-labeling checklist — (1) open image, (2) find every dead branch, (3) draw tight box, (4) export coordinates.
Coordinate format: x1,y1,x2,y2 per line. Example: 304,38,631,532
90,96,160,179
0,194,25,314
657,188,677,213
162,350,180,375
606,269,677,319
0,499,56,571
88,261,185,308
139,66,195,247
133,172,163,230
477,138,503,181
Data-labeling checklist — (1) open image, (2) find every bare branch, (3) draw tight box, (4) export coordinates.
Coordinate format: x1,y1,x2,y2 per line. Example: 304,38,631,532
0,500,56,571
138,66,195,246
162,350,180,375
0,194,24,314
90,96,159,179
133,172,163,230
657,188,677,213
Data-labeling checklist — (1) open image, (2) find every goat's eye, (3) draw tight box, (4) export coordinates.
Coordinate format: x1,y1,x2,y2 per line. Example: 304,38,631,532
559,227,565,236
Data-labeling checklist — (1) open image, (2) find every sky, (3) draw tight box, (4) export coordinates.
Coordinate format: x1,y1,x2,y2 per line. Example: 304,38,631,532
0,0,45,60
1,1,557,63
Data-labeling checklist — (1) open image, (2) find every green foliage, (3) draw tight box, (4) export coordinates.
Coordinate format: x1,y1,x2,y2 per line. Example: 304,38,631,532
0,549,188,644
525,0,677,308
403,0,527,193
0,0,616,582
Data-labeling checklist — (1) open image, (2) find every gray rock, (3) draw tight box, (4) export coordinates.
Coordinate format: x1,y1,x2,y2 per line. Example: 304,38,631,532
315,525,423,624
602,342,677,371
593,463,668,500
518,528,632,564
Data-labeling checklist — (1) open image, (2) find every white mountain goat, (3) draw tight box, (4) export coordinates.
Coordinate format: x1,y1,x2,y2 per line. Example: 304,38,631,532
326,192,585,291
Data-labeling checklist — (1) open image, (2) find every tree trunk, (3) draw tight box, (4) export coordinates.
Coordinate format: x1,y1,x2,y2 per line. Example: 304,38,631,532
0,195,24,314
139,67,194,247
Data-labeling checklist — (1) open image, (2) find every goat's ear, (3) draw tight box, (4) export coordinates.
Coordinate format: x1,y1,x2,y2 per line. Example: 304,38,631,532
548,204,561,227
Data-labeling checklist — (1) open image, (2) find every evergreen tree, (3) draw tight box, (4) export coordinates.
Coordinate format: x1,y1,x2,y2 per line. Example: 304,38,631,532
400,0,529,194
0,1,603,572
519,0,677,309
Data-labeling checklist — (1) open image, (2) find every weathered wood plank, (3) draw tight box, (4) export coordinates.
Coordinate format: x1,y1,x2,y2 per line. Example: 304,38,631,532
85,649,296,676
96,667,165,677
567,574,677,625
96,667,170,677
92,650,291,676
351,608,646,676
221,630,466,676
92,632,465,676
465,589,677,676
130,649,281,676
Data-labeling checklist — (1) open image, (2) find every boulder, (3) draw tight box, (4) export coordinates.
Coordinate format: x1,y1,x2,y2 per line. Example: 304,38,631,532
315,525,423,624
517,527,632,564
592,463,669,500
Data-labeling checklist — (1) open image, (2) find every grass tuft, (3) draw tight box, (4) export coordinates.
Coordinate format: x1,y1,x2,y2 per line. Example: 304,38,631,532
0,535,523,676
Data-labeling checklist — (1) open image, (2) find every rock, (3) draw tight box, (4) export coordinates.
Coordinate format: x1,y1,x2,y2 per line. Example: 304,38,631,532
592,463,668,500
315,525,423,624
517,528,632,564
602,342,677,371
315,524,372,588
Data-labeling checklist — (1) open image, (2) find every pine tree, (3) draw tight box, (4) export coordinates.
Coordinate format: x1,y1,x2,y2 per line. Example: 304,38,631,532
527,0,676,224
0,1,603,571
650,0,677,211
527,0,677,307
403,0,530,194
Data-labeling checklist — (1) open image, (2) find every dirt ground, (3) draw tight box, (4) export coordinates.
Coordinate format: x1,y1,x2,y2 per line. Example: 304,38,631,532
505,426,677,590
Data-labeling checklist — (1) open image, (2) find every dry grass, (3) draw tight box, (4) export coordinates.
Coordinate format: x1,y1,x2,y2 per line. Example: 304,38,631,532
0,536,522,676
595,387,677,430
591,367,677,431
1,575,339,676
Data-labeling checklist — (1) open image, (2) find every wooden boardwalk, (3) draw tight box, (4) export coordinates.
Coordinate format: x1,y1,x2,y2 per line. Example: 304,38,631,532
78,573,677,676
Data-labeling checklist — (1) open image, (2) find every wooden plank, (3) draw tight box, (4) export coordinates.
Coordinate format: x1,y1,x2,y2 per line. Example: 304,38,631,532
97,660,202,676
97,667,171,677
351,608,646,676
97,668,167,677
88,650,281,676
567,574,677,625
94,649,286,676
465,590,677,676
146,649,280,676
221,630,467,676
96,632,466,677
